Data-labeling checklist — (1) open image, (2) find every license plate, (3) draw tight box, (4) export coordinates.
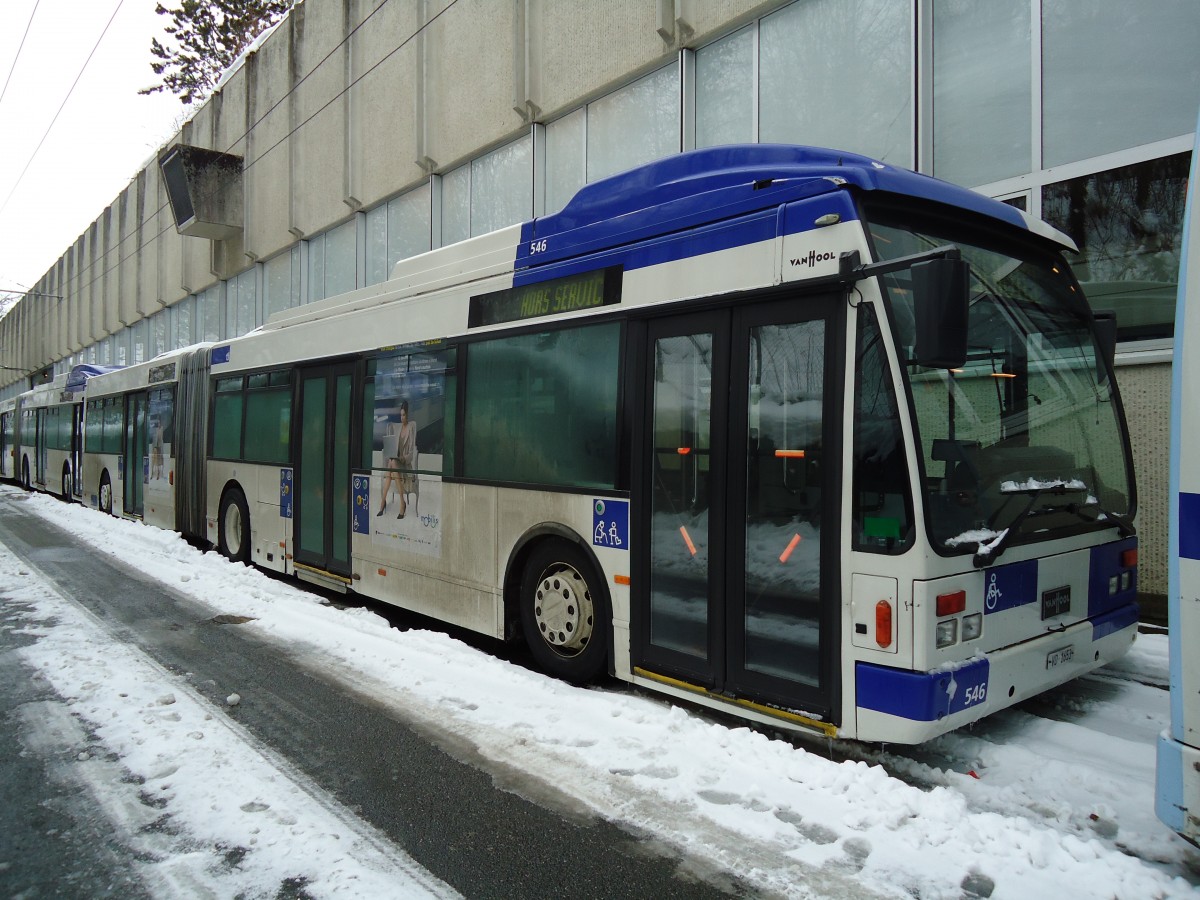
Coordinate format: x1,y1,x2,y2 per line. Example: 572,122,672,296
1041,585,1071,619
1046,645,1075,670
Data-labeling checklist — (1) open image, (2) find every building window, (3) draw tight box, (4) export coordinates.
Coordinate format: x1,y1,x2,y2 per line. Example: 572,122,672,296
696,25,755,149
1042,0,1200,169
759,0,913,167
307,218,359,303
932,0,1031,187
1042,152,1189,342
586,64,680,184
440,136,532,246
545,108,585,216
365,183,433,285
226,266,258,339
264,248,300,320
198,286,221,342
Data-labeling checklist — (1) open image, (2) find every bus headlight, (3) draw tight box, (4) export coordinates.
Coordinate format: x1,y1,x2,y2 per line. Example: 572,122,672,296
961,613,983,642
936,619,958,648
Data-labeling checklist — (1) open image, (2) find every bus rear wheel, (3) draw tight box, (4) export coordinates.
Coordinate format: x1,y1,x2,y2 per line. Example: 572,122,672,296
519,540,607,684
60,465,72,501
21,457,30,490
98,472,113,515
218,488,251,564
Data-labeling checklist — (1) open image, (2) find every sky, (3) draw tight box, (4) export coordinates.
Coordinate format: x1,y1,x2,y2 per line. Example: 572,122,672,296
0,0,188,302
2,484,1198,899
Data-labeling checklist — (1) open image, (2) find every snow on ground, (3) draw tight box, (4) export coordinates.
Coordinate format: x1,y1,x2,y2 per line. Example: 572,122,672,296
3,485,1198,899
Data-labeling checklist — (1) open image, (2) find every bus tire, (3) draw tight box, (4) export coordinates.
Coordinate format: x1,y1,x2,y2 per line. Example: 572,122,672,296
21,457,30,490
99,472,114,515
519,539,608,684
218,488,251,564
60,465,72,501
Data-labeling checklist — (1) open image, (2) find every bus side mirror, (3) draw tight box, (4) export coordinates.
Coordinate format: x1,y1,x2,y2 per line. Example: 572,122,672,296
1092,310,1117,384
912,257,970,369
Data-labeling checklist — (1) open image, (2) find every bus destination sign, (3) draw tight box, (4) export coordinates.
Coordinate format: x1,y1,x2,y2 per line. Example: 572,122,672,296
468,266,621,327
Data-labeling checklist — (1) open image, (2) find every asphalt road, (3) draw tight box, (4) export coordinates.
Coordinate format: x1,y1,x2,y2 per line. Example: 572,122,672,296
0,494,742,898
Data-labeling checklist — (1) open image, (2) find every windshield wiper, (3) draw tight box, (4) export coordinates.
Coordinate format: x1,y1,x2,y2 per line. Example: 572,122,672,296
972,479,1091,569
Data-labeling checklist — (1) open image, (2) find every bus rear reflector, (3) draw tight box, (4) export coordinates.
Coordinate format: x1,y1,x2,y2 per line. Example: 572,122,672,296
936,590,967,617
876,600,893,648
1121,548,1138,568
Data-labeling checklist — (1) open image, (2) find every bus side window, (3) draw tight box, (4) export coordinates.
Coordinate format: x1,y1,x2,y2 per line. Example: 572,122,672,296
852,303,914,553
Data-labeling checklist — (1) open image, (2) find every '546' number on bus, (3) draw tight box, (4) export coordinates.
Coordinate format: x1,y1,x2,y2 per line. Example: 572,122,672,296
529,239,548,254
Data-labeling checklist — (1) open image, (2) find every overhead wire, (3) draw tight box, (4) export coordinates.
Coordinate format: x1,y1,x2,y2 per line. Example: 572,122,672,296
0,0,127,219
0,0,41,110
6,0,459,352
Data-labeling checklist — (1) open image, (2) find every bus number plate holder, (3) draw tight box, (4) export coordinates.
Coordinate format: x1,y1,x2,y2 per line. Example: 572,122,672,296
1041,585,1070,619
1045,645,1074,670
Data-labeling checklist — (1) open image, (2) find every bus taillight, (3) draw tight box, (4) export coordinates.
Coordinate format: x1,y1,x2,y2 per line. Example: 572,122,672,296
936,590,966,617
876,600,893,648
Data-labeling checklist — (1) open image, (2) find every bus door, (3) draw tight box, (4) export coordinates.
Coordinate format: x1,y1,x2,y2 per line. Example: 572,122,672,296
294,363,355,576
70,403,83,496
632,296,841,721
35,407,51,486
123,392,148,516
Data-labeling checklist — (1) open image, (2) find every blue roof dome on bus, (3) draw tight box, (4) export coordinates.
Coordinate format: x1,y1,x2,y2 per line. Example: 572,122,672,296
65,363,123,393
521,144,1028,268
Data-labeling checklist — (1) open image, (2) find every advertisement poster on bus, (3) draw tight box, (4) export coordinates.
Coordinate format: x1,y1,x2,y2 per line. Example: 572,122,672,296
367,345,449,557
144,387,174,509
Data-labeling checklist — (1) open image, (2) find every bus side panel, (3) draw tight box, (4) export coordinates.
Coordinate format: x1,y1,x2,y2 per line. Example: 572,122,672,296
352,480,504,637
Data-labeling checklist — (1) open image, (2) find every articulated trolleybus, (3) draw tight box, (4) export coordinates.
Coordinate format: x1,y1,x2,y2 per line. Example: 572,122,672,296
83,145,1138,743
8,365,117,497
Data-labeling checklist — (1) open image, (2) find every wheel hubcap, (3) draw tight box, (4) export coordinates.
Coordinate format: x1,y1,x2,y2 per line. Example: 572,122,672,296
224,504,243,553
533,563,594,657
100,482,110,511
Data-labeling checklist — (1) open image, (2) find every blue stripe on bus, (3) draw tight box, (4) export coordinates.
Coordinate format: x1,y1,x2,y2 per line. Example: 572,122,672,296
1091,602,1138,641
982,558,1038,615
1179,492,1200,560
856,659,990,722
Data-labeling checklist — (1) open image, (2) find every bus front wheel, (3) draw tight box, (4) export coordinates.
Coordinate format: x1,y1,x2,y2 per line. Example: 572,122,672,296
218,488,251,564
519,540,608,684
60,465,72,501
21,457,30,490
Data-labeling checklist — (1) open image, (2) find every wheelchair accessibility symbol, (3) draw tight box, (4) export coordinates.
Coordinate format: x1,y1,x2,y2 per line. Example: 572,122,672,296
985,572,1001,611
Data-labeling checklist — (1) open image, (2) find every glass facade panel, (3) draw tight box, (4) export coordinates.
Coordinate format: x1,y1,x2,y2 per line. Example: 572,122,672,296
471,136,532,236
307,233,326,303
587,64,679,183
696,26,754,148
234,267,257,337
324,219,358,298
464,323,620,487
172,296,194,349
1042,0,1200,168
441,165,470,246
545,107,585,215
760,0,912,166
1042,153,1189,342
933,0,1031,187
198,286,221,342
365,204,389,286
264,249,299,320
388,184,431,269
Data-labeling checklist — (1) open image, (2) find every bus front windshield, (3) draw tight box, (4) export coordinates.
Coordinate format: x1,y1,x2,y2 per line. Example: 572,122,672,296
868,214,1135,556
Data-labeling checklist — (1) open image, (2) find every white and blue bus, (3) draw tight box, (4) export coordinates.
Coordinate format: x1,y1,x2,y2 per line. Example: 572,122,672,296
1156,131,1200,842
11,365,117,497
82,144,1138,743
